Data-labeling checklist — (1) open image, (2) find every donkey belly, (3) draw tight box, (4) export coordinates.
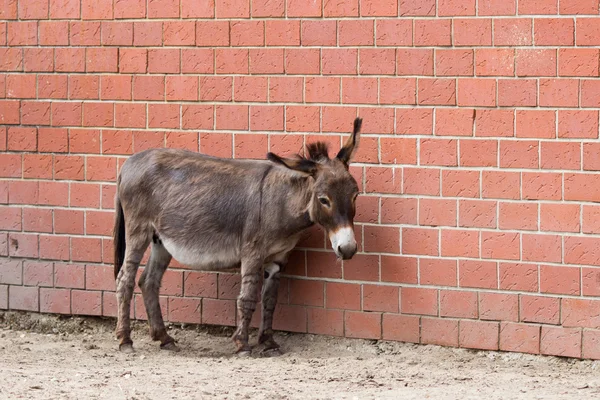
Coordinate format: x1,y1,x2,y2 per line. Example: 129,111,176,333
160,237,241,271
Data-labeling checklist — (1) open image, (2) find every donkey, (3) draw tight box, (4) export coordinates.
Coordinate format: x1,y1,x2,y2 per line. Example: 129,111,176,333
113,117,363,356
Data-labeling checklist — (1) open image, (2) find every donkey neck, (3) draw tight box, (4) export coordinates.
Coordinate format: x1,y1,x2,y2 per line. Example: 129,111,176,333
267,167,316,233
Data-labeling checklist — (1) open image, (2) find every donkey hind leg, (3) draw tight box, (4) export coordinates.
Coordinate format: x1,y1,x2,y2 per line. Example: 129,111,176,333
139,238,178,351
116,236,150,353
232,259,262,356
258,262,282,356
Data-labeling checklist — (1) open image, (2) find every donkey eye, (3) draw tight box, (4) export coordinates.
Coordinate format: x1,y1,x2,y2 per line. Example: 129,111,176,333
318,197,331,207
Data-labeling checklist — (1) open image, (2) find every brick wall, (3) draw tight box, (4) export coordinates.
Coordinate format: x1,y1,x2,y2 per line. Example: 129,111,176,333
2,0,600,359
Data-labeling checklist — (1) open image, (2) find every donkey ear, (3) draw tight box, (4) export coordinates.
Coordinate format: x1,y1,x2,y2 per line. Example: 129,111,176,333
267,152,318,176
336,117,362,165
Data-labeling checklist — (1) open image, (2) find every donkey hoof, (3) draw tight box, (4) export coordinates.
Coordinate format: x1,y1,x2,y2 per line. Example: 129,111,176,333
236,350,252,358
160,341,180,352
119,343,134,353
261,347,283,358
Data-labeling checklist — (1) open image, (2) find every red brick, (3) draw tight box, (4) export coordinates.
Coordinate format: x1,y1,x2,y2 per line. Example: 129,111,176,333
118,48,147,74
403,167,438,196
342,77,377,104
71,290,102,316
0,154,21,178
418,78,456,105
577,18,600,45
382,314,420,343
24,48,54,72
0,100,20,125
520,295,560,324
500,263,538,292
54,263,85,289
200,133,232,158
522,172,561,201
441,229,479,258
375,19,412,46
562,298,600,329
248,48,283,74
39,235,69,261
7,75,36,99
233,76,267,102
70,182,100,208
0,0,17,19
421,318,458,347
285,48,320,75
9,285,38,312
565,236,600,267
583,205,600,234
442,170,480,198
40,128,69,152
414,19,451,46
460,320,499,351
288,279,323,307
345,311,381,340
304,77,340,104
8,21,37,45
397,49,434,76
494,18,532,46
500,322,540,354
22,208,52,233
459,79,496,107
181,49,214,74
476,49,514,76
459,139,498,168
459,260,497,289
381,255,418,284
273,304,307,333
334,19,370,46
540,326,581,358
420,258,457,287
362,285,398,313
559,48,599,77
216,105,248,131
363,225,398,253
500,140,539,169
560,110,598,139
499,80,537,107
583,330,600,360
540,203,580,233
9,180,39,205
234,134,267,159
515,110,556,139
0,259,21,285
480,292,518,322
453,18,492,46
535,18,574,46
285,106,320,132
522,234,562,263
402,227,438,256
435,108,474,136
114,0,145,18
435,49,473,76
539,78,579,107
440,290,477,318
380,197,417,225
307,308,343,337
148,104,180,130
0,206,20,231
101,21,133,46
71,237,102,263
516,49,557,77
40,288,70,314
419,198,456,227
565,173,600,202
9,233,38,258
359,49,395,75
499,202,538,231
306,250,341,279
401,287,437,316
519,0,557,14
199,76,232,102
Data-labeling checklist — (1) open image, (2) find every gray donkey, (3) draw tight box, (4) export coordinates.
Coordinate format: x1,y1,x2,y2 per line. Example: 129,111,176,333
113,117,363,356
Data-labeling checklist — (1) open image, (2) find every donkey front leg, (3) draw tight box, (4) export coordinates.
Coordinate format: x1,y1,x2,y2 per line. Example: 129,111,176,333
258,262,282,355
232,259,262,356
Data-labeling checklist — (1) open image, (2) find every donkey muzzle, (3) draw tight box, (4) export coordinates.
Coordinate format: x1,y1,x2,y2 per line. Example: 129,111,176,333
330,226,357,260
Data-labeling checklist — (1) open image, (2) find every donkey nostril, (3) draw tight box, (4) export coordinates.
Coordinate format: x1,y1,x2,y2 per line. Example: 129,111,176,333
337,245,343,254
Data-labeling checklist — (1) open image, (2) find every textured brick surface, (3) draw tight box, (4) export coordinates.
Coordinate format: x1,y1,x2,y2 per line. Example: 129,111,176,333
1,0,599,360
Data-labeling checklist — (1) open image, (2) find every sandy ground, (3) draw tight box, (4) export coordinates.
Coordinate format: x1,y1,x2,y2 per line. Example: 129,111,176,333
1,312,600,400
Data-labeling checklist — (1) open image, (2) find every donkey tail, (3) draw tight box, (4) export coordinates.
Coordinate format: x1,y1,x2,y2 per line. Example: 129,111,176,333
113,193,126,279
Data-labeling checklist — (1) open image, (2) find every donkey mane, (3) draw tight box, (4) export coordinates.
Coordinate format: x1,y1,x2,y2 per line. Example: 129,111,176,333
305,141,329,162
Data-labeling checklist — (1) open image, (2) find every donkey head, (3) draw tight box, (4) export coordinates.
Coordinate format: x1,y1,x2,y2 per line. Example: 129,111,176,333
267,118,362,260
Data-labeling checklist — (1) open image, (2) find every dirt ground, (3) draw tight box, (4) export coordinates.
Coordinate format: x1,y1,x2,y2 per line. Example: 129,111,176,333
1,312,600,400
